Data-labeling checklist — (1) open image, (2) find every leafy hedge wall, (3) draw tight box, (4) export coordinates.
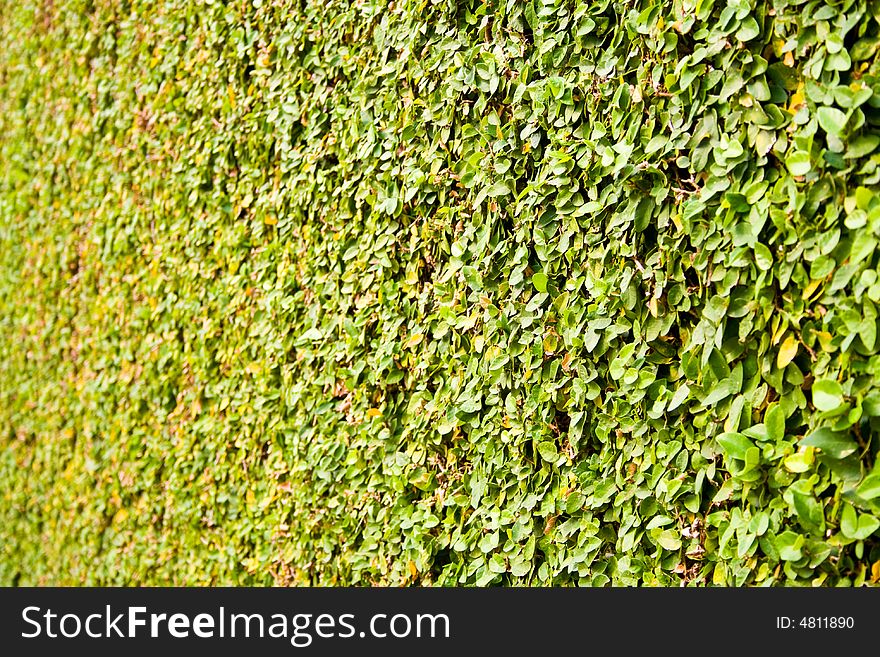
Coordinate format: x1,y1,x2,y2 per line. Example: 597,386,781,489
2,0,880,586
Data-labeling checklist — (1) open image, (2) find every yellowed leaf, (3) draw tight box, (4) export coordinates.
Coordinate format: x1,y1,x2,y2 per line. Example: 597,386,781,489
802,278,822,300
810,330,833,352
561,352,572,371
777,334,799,369
789,82,805,111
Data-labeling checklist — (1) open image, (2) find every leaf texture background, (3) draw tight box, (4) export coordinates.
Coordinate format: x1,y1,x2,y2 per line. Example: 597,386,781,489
1,0,880,585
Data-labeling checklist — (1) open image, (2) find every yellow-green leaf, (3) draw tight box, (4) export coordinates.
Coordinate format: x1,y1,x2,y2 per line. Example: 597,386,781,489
777,334,799,369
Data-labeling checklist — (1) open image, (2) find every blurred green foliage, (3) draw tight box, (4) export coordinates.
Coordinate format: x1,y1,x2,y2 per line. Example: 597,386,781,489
1,0,880,586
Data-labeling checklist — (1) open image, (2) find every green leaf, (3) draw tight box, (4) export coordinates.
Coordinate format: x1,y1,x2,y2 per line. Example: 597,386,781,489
826,34,844,54
817,106,848,136
790,487,825,534
850,232,876,264
765,403,786,442
799,428,858,459
852,37,880,61
668,383,690,411
300,327,324,341
859,318,877,351
811,378,844,411
845,134,880,158
655,530,682,551
735,17,760,42
785,151,812,176
775,531,804,561
840,503,857,538
856,473,880,500
531,272,548,293
754,243,773,271
749,511,770,536
743,423,769,442
784,450,815,473
857,515,879,539
717,432,754,460
478,531,500,553
486,181,511,197
840,503,880,540
702,376,740,405
537,441,558,462
458,395,482,414
565,492,585,514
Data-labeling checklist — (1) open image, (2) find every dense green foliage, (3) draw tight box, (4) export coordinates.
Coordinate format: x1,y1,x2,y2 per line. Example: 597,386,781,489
2,0,880,586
